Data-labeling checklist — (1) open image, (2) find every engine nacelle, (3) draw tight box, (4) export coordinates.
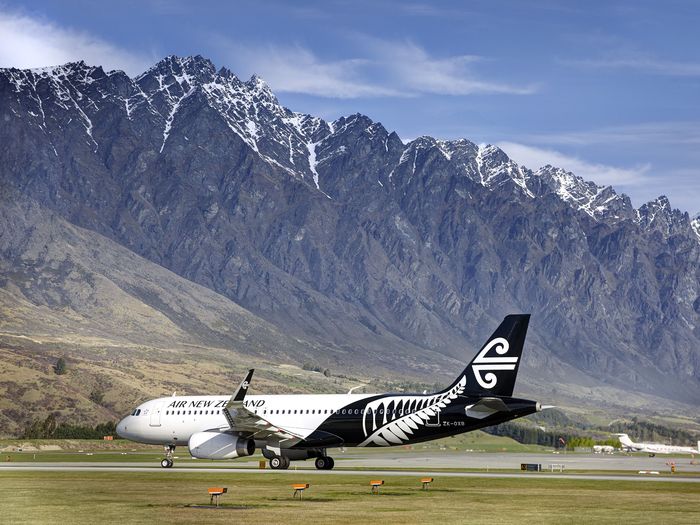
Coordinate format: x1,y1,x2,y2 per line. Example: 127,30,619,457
188,431,255,459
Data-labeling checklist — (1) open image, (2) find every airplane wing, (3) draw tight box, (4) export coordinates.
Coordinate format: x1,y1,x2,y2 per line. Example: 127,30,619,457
221,369,303,444
465,397,511,419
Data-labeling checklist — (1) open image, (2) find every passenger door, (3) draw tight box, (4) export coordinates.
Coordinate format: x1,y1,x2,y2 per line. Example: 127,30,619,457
149,403,162,427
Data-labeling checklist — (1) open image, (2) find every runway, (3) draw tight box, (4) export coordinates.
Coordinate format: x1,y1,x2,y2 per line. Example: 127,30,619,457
2,450,699,483
334,450,700,472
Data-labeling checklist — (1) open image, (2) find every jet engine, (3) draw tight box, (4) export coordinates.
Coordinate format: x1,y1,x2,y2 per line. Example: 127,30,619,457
188,431,255,459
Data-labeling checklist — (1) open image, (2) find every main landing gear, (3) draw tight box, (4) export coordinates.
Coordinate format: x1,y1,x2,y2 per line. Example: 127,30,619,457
161,444,175,468
314,456,334,470
264,448,335,470
269,456,291,470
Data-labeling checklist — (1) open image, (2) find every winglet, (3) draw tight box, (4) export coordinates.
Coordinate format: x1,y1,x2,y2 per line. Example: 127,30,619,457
223,369,254,428
232,369,254,403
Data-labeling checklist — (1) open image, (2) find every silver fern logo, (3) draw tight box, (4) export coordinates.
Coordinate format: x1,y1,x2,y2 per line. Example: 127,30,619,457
358,377,466,446
472,337,517,389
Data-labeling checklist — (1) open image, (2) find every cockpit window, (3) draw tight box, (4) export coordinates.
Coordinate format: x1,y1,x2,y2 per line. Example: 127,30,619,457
131,409,142,416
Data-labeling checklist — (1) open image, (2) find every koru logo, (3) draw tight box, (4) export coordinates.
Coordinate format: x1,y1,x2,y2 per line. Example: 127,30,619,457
240,381,249,390
472,337,518,389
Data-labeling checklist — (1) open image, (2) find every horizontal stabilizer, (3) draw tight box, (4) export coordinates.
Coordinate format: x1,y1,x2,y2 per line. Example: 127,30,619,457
465,397,511,420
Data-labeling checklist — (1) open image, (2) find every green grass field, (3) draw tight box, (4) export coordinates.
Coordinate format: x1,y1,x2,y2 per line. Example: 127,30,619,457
1,470,698,524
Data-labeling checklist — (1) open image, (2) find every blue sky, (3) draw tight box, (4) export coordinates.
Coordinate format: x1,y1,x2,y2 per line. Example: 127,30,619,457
1,1,698,213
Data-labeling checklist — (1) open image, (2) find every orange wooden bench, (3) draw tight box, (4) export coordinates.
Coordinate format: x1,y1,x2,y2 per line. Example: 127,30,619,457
421,477,434,490
292,483,310,499
208,487,227,506
370,480,384,494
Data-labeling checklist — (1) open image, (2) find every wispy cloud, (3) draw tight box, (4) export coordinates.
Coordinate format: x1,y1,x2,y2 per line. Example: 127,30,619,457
523,122,700,147
368,39,538,96
219,37,537,98
0,10,152,75
397,3,471,17
563,54,700,77
496,141,651,187
216,42,402,98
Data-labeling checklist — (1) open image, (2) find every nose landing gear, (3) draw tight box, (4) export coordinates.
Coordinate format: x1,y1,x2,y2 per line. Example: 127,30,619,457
161,444,175,468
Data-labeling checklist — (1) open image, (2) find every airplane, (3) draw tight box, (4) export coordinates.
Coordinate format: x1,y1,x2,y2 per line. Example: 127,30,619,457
593,445,615,454
117,314,545,469
616,433,700,457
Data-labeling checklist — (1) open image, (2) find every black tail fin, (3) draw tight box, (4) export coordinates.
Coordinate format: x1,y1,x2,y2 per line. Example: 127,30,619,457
445,314,530,397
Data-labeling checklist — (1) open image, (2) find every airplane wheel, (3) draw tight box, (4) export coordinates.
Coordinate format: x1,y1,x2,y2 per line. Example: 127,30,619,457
281,457,291,469
161,458,172,468
315,456,334,470
270,456,283,469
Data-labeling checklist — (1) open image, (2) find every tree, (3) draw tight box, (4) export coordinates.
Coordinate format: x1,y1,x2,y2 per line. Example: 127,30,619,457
89,389,105,405
54,357,67,375
41,413,58,437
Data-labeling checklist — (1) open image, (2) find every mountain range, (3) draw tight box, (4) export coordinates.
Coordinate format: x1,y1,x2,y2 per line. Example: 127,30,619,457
0,55,698,434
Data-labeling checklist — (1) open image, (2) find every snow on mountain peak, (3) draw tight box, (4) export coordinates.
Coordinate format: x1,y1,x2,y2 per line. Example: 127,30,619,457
692,214,700,240
139,55,217,82
533,165,632,221
3,55,694,229
635,195,695,239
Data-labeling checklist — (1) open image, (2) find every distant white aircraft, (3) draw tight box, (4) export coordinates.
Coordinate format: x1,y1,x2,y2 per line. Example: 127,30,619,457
593,445,615,454
117,315,546,469
616,433,700,457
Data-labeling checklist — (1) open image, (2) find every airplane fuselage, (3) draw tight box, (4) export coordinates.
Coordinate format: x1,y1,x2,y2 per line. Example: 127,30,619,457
617,434,700,456
118,391,539,449
625,443,699,455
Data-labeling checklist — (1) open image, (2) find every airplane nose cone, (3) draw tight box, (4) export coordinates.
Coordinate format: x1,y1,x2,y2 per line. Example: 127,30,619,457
116,418,129,439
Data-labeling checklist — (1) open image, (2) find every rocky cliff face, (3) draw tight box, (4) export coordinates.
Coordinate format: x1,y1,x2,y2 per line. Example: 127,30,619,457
1,56,698,407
